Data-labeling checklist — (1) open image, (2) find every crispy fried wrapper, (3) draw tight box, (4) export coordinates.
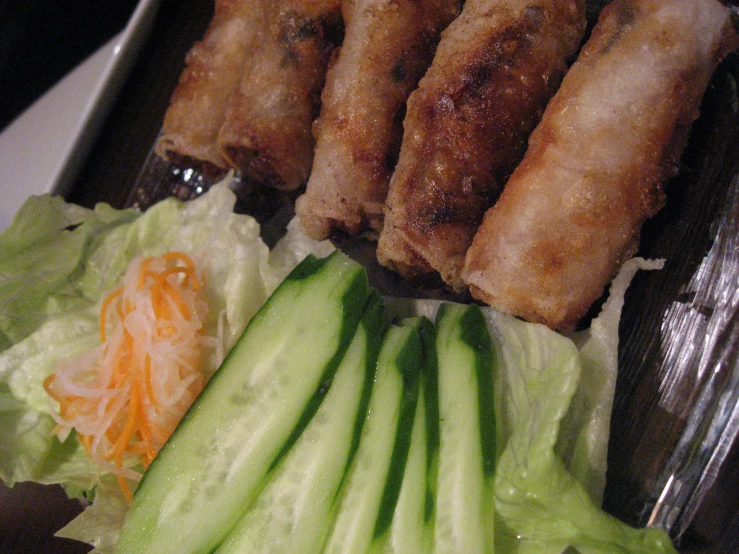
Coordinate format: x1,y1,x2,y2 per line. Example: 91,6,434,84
155,0,265,175
462,0,739,331
217,0,343,190
377,0,587,291
295,0,462,240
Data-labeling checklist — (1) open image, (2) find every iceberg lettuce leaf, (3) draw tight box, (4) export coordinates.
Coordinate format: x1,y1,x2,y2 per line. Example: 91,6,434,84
563,258,665,504
55,475,128,554
0,180,275,516
486,260,676,554
0,196,138,350
0,384,99,489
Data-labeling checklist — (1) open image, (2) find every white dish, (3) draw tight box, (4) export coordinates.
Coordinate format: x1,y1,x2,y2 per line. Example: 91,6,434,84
0,0,161,232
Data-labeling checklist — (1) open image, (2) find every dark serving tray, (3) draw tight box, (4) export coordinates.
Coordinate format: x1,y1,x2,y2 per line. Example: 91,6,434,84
2,0,738,552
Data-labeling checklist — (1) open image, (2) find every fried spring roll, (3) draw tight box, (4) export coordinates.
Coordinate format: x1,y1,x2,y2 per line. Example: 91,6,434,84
462,0,739,331
376,0,587,290
217,0,343,190
155,0,264,175
295,0,462,240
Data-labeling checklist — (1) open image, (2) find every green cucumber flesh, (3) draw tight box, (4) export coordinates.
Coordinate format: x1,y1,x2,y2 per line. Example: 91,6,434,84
116,252,369,554
433,303,496,554
216,294,385,554
322,320,423,554
420,314,440,548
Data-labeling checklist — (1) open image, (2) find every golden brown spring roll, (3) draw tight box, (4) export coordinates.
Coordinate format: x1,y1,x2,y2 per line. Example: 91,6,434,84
217,0,343,190
462,0,739,331
295,0,462,240
376,0,587,291
155,0,264,175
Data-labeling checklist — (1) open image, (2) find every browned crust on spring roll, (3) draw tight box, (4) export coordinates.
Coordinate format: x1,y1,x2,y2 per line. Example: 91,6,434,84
376,0,587,291
462,0,739,331
295,0,462,240
217,0,343,190
155,0,262,175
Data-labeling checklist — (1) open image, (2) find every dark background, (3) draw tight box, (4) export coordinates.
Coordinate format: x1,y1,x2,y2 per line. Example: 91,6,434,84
0,0,139,132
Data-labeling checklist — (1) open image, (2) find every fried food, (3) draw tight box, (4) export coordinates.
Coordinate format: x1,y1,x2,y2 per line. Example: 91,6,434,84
217,0,343,190
376,0,587,291
295,0,462,240
462,0,739,331
155,0,263,175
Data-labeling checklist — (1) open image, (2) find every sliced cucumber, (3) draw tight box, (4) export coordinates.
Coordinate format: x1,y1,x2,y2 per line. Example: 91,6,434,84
116,252,370,554
421,313,440,550
371,317,437,554
374,380,427,554
216,293,385,554
322,319,423,554
433,303,496,554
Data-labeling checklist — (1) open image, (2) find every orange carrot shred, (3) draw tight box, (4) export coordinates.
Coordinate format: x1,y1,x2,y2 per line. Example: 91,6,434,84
99,288,123,342
44,252,212,501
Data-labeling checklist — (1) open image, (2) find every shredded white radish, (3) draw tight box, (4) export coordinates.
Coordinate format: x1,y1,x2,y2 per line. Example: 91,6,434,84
44,252,219,500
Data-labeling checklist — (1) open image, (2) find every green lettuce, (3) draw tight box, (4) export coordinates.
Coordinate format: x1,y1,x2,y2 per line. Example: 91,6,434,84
55,475,129,553
563,258,664,505
0,181,274,494
486,258,676,554
0,195,137,351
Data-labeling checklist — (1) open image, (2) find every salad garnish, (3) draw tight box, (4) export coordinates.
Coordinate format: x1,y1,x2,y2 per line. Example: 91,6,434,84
43,251,217,500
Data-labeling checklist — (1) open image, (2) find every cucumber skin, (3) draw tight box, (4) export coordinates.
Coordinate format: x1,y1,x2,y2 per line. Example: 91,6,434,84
372,316,437,554
268,290,384,473
373,319,425,539
457,305,496,478
116,252,370,554
343,291,387,490
369,317,439,554
417,316,440,534
458,305,496,553
373,384,427,554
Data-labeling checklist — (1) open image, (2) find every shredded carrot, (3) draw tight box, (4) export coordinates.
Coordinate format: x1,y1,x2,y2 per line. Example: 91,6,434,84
44,252,215,502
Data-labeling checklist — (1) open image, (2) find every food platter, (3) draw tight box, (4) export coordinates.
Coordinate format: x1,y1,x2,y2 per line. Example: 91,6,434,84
1,0,738,552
